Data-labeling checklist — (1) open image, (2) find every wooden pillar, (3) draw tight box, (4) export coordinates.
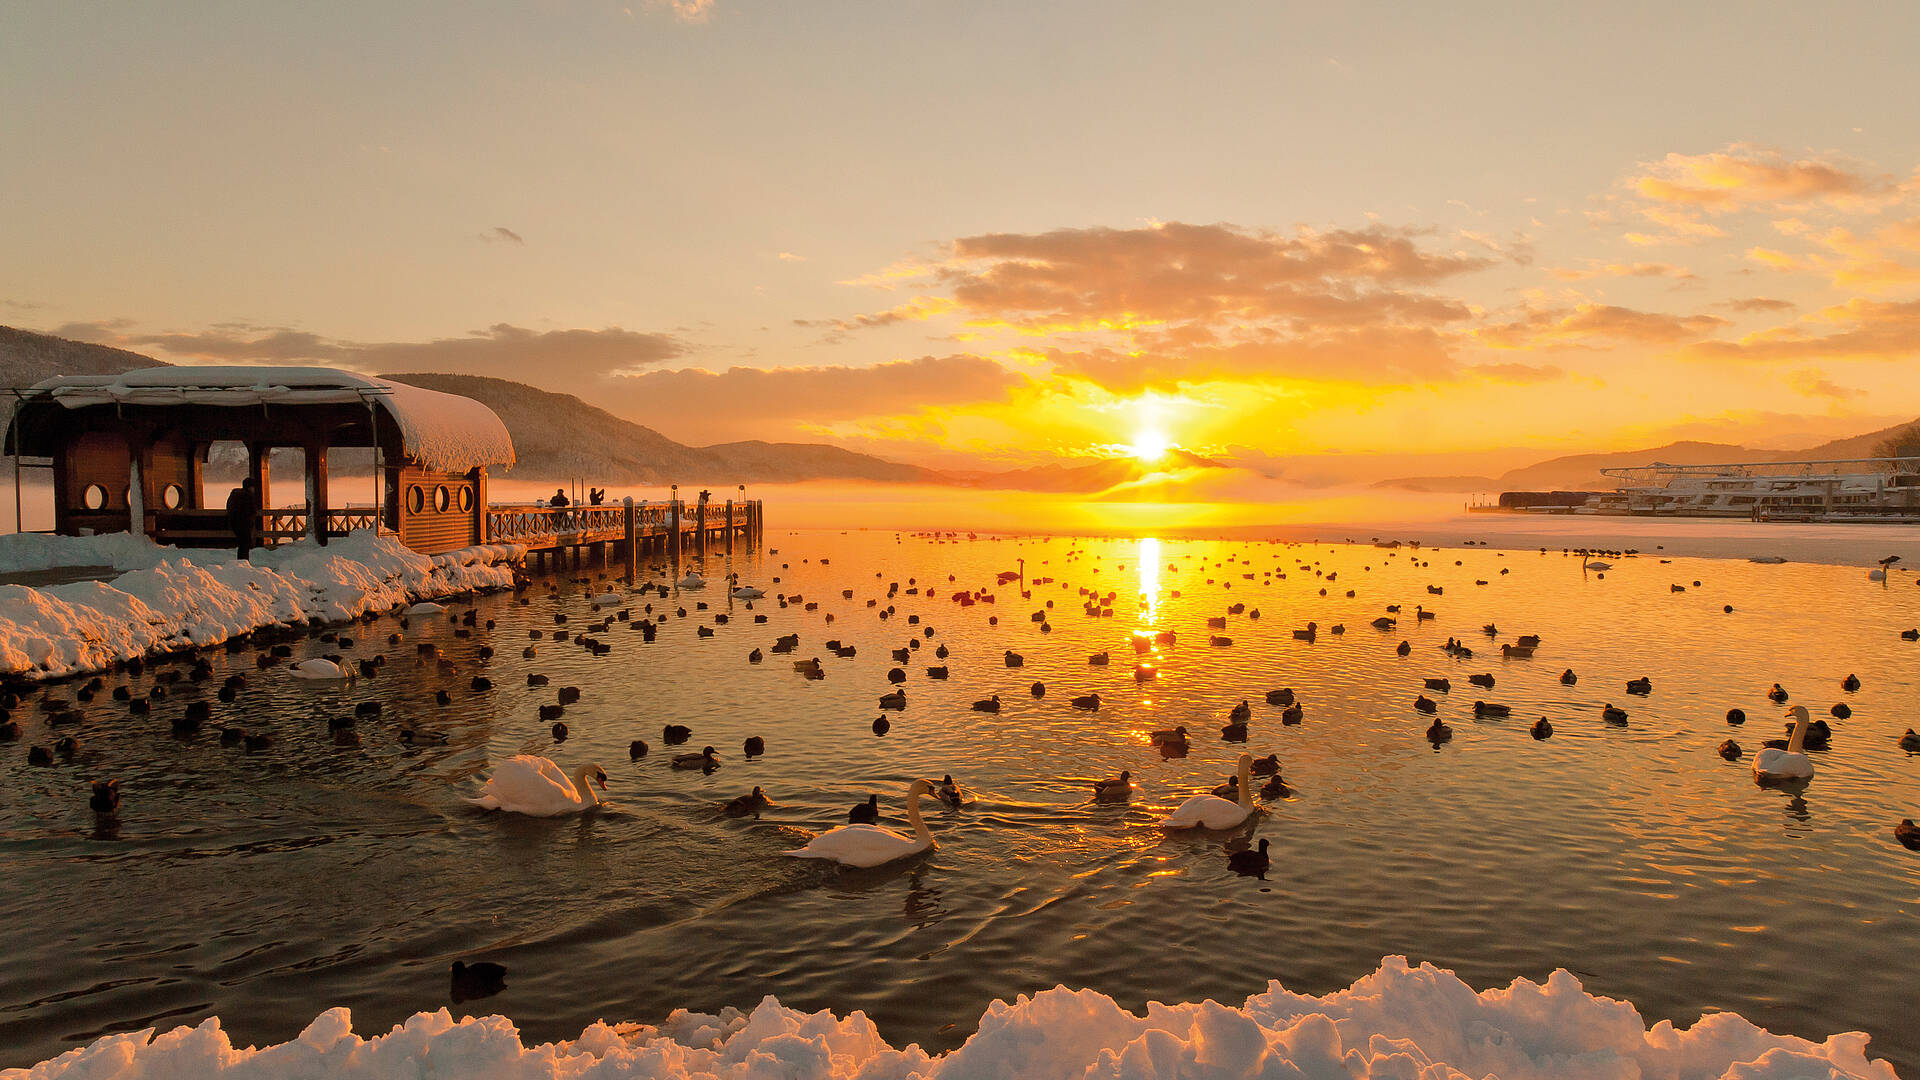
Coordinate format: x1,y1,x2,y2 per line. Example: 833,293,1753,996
304,443,329,545
247,444,270,509
623,497,637,582
725,499,734,555
696,498,707,555
188,442,206,509
472,467,489,544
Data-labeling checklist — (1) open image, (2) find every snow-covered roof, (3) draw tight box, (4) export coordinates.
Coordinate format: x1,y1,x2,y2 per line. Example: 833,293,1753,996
23,367,515,473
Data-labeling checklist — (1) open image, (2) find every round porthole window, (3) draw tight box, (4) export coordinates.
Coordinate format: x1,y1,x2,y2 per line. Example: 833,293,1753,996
457,486,473,513
434,485,450,513
161,483,186,510
407,485,425,515
81,483,109,510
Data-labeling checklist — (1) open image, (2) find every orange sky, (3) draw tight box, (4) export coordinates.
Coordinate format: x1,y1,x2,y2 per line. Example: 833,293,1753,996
6,4,1920,483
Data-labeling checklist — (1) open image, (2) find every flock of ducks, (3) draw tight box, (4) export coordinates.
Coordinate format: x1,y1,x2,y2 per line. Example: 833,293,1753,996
9,538,1920,871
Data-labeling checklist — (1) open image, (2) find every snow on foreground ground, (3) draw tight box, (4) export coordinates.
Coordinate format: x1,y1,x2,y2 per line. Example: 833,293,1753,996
3,958,1894,1080
0,532,522,680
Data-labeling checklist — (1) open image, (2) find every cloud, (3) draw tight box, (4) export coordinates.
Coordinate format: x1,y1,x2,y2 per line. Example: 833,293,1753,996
660,0,715,21
1717,297,1796,313
1629,145,1903,213
1548,261,1693,281
776,252,807,262
1041,325,1458,394
1476,303,1728,350
794,296,958,339
1685,297,1920,364
601,354,1030,443
1786,368,1863,400
1465,362,1568,384
478,226,524,245
73,323,688,384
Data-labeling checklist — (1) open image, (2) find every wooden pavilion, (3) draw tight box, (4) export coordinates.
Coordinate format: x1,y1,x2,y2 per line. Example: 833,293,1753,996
4,367,517,555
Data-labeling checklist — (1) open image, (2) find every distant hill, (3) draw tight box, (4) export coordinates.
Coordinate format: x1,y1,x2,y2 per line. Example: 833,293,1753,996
1785,417,1920,462
0,325,166,385
1492,441,1751,491
1371,475,1498,493
382,372,937,484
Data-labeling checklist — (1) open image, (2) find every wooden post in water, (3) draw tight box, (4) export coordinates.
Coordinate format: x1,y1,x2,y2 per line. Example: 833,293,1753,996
725,499,734,555
696,498,707,556
623,497,637,582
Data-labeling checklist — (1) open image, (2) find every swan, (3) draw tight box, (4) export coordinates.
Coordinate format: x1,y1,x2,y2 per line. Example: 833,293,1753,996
406,601,447,616
732,585,766,599
678,572,706,589
1753,706,1815,783
1161,754,1257,830
289,658,351,680
591,591,622,606
784,779,936,868
469,756,607,816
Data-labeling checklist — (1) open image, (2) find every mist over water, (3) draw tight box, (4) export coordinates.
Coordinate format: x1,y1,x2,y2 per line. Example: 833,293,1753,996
2,528,1917,1074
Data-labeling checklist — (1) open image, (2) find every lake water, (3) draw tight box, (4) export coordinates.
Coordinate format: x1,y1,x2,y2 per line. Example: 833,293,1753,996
1,530,1918,1073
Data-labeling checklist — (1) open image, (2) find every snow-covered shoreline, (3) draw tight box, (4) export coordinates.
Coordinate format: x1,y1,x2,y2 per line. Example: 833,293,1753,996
0,532,523,681
1,956,1893,1080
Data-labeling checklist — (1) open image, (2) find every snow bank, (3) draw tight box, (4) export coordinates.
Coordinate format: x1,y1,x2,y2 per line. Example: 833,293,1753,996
0,533,522,680
3,957,1894,1080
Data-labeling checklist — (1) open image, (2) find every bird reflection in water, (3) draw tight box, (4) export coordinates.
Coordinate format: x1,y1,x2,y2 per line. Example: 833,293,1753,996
903,869,946,927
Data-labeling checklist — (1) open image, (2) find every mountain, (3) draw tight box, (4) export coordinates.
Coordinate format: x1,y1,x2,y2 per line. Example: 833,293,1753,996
1491,441,1751,491
1370,475,1498,493
381,373,937,484
0,326,167,385
1782,418,1920,462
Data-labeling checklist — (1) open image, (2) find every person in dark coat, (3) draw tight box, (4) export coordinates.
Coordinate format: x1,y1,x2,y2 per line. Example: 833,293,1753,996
549,488,570,508
226,478,260,560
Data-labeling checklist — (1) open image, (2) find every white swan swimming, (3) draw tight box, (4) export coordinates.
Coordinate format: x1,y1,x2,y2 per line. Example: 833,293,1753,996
1753,706,1815,784
591,591,622,606
678,572,706,589
468,756,608,816
1584,561,1611,571
732,585,766,599
783,779,936,868
1161,754,1257,830
406,601,447,616
288,658,351,680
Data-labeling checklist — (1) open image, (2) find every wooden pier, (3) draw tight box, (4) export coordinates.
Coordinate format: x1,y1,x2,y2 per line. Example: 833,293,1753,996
486,498,763,577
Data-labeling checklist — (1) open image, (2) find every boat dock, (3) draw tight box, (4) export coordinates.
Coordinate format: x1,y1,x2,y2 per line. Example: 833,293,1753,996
486,498,764,576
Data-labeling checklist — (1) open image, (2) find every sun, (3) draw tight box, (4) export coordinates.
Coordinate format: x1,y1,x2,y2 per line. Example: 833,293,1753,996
1129,429,1172,464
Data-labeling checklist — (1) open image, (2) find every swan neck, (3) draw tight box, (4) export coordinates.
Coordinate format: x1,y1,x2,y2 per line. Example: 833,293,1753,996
1237,757,1253,809
905,788,932,844
572,765,600,806
1787,715,1808,754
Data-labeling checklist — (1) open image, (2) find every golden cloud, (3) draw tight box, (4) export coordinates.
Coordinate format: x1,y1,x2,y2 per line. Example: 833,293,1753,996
1476,303,1728,350
1630,145,1902,213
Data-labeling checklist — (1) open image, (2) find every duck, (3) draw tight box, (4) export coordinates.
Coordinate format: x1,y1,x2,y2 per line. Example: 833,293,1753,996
1726,708,1746,725
1091,770,1131,801
1830,702,1851,719
1211,774,1242,799
1842,674,1861,692
1228,700,1252,723
1560,669,1577,686
848,794,880,823
723,786,773,817
1004,650,1024,667
1220,719,1248,741
1250,753,1281,776
672,746,719,770
1753,706,1815,783
1149,725,1189,748
1265,688,1296,706
629,739,649,759
1473,701,1510,719
1161,754,1257,830
1900,729,1920,752
1414,695,1438,714
1426,719,1452,743
871,715,890,736
784,780,937,868
1070,692,1102,711
663,723,693,744
550,721,569,742
1031,682,1046,697
1397,641,1412,656
1602,704,1629,725
449,960,508,1004
1897,819,1920,851
1280,703,1303,725
1530,717,1552,740
926,774,964,808
1468,673,1495,689
1767,683,1789,704
469,756,608,816
743,736,765,758
27,745,53,766
1226,838,1270,876
1719,740,1742,760
972,695,1002,713
879,690,907,710
88,779,120,815
1626,677,1652,695
1423,678,1451,692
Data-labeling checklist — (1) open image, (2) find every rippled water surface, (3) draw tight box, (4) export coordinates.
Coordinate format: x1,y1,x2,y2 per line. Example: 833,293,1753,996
3,531,1918,1072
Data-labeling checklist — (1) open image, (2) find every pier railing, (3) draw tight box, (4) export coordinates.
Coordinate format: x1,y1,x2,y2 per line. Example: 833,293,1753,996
485,499,755,547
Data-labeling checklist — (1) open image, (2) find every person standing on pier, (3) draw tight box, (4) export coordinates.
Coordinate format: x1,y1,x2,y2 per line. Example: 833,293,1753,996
226,477,260,561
